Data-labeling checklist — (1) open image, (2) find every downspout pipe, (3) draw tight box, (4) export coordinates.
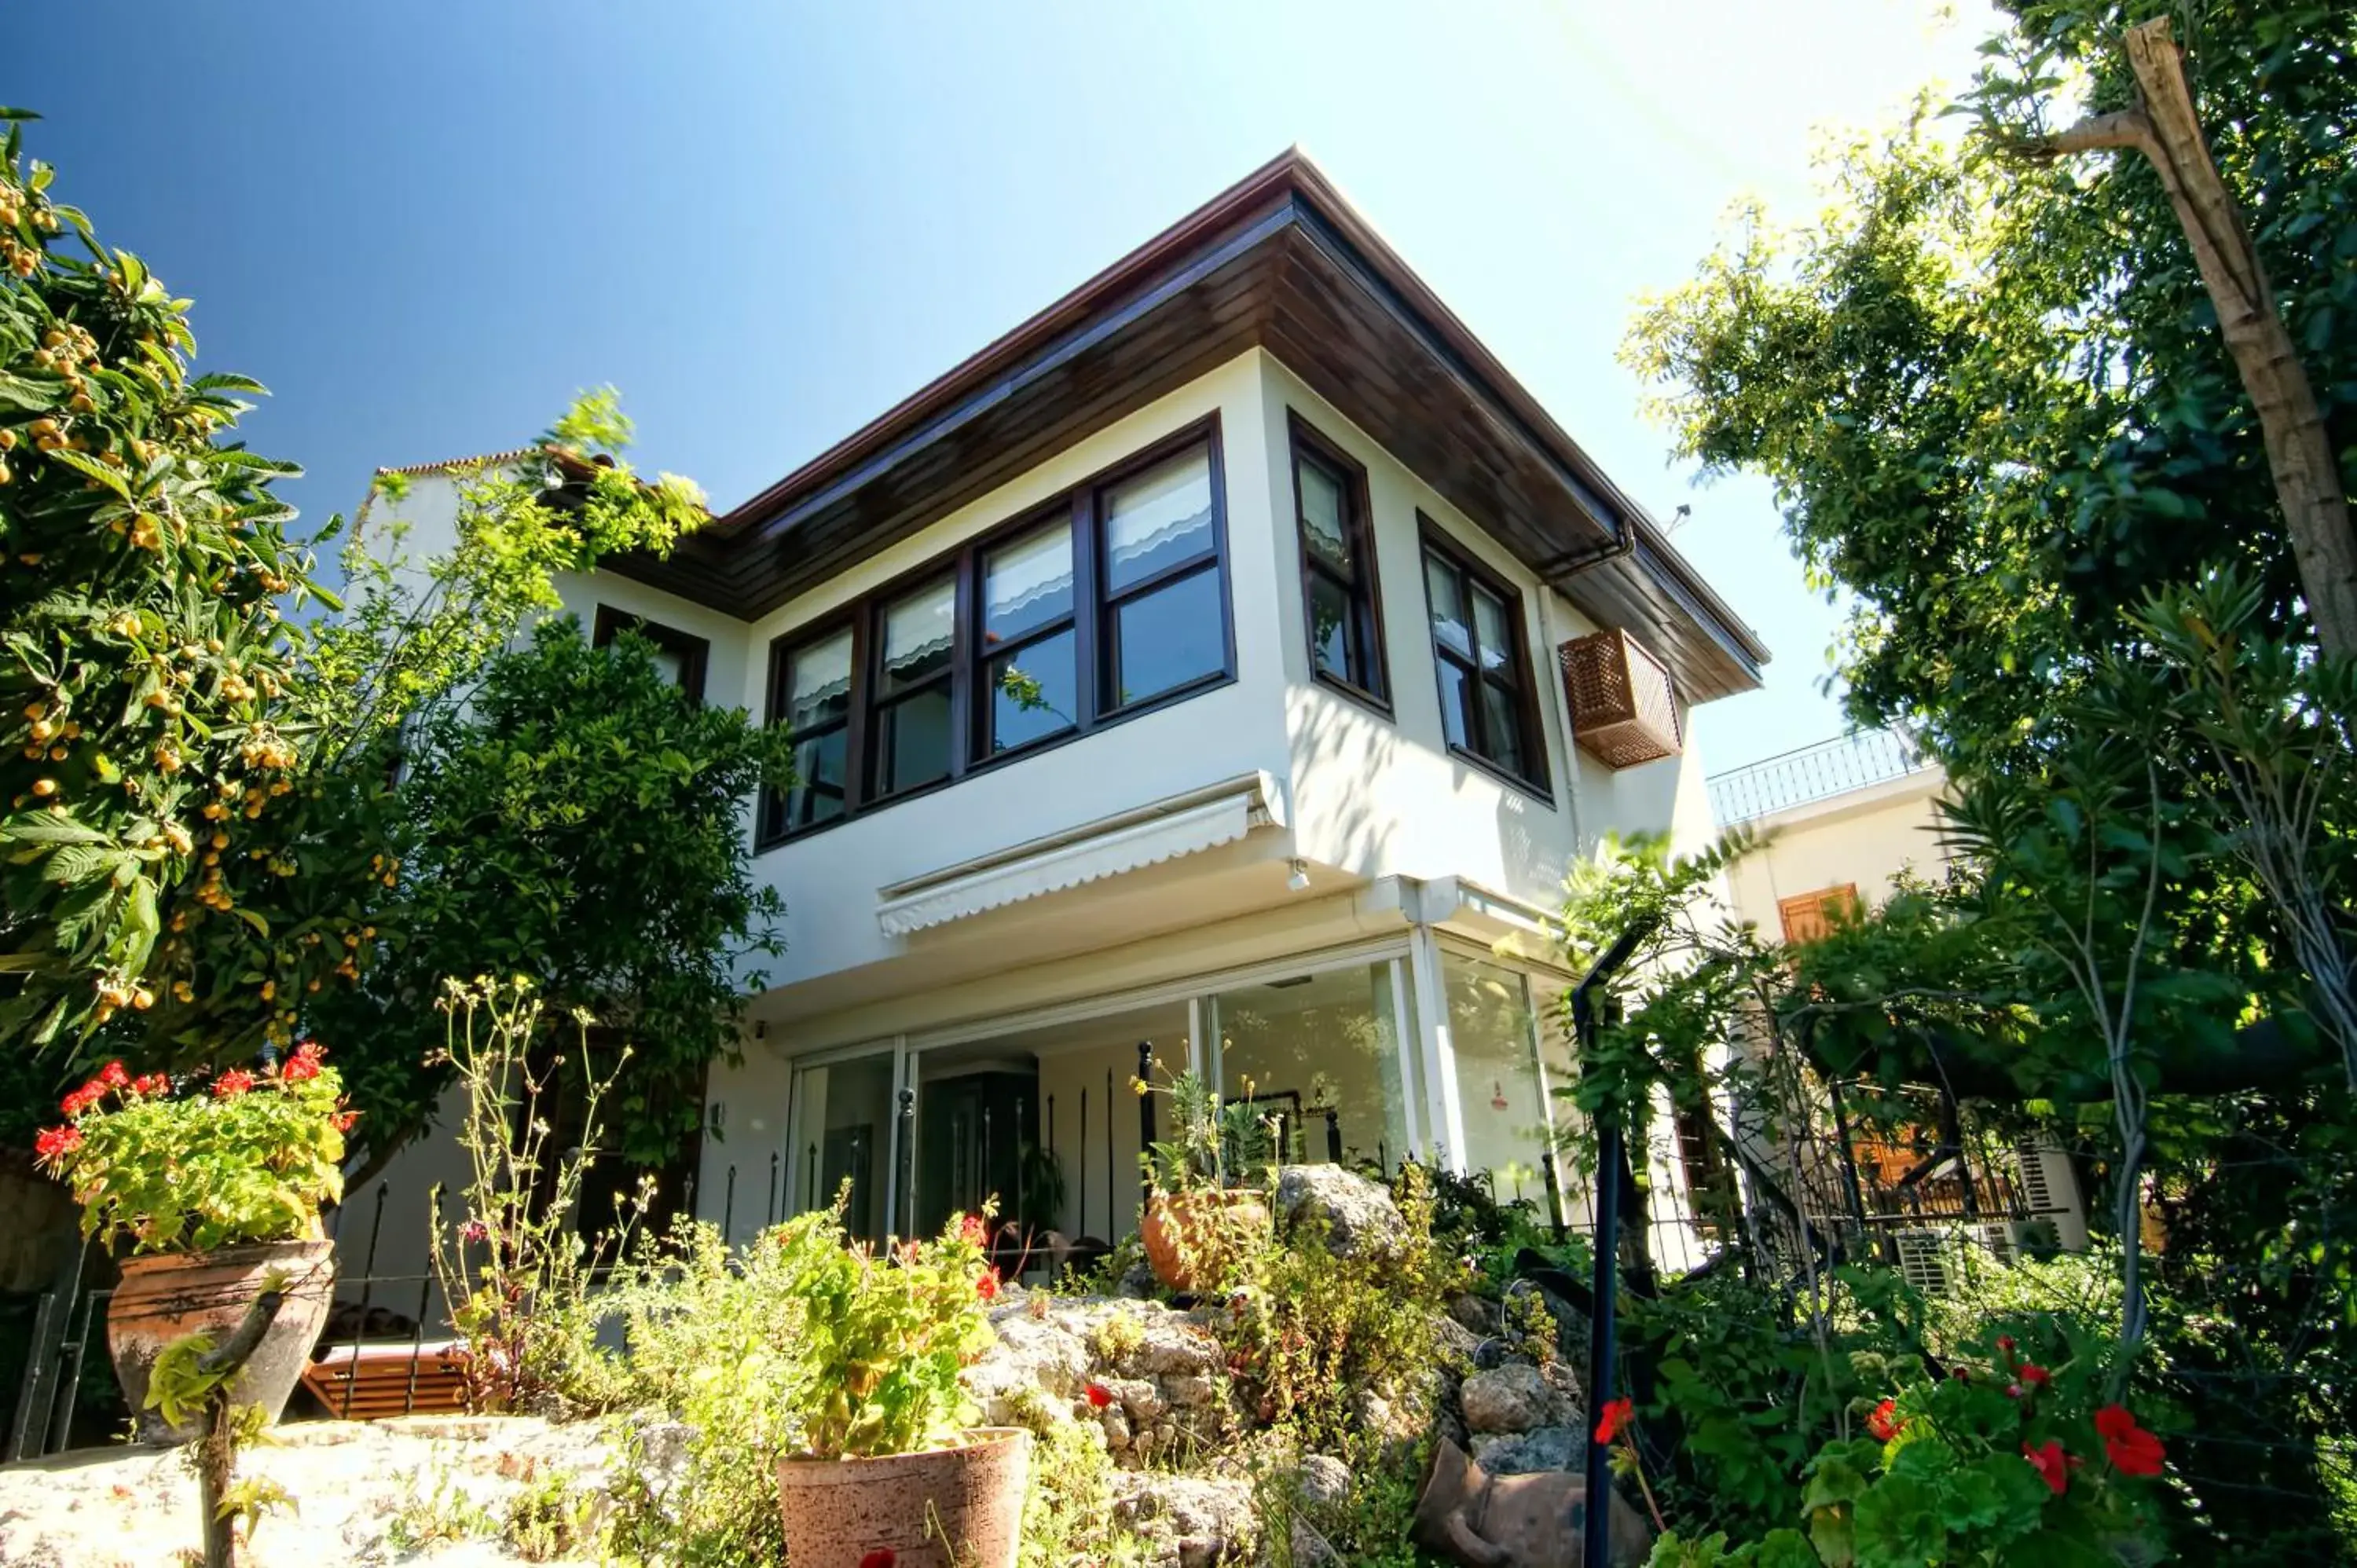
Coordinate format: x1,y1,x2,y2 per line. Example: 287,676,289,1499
1574,914,1660,1568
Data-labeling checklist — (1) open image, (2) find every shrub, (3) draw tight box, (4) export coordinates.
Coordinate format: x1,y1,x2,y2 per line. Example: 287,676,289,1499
1018,1417,1156,1568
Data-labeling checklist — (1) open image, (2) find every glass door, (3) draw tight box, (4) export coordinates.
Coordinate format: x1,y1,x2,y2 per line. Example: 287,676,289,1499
784,1052,898,1246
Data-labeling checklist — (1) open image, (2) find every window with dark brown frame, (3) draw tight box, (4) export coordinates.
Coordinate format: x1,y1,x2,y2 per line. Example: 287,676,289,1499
592,604,711,706
1418,520,1549,796
1288,414,1387,708
757,419,1233,847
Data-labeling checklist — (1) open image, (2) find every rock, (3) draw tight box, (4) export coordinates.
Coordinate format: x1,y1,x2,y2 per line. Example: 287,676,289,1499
1460,1362,1570,1434
1103,1375,1165,1423
1450,1292,1501,1336
1275,1164,1405,1258
1117,1258,1160,1299
1472,1424,1583,1475
1117,1473,1257,1568
1133,1318,1223,1378
1291,1519,1342,1566
1160,1372,1219,1409
1434,1313,1483,1364
1102,1404,1135,1451
1296,1453,1352,1508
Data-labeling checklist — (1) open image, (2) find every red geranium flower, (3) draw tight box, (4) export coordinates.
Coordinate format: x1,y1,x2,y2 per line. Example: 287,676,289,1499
1594,1397,1633,1445
1087,1383,1113,1410
282,1053,321,1083
132,1072,170,1097
1866,1398,1899,1442
2019,1363,2051,1387
33,1125,82,1162
859,1551,896,1568
976,1269,999,1302
293,1040,324,1062
97,1061,129,1090
2025,1440,2070,1496
1996,1335,2017,1355
2094,1405,2165,1477
212,1068,257,1098
332,1109,358,1132
959,1213,988,1247
60,1083,99,1117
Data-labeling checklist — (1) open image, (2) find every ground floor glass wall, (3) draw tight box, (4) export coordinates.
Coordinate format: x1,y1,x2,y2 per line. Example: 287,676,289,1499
1207,961,1414,1178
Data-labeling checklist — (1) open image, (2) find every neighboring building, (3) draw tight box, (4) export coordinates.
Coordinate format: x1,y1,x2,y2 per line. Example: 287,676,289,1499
343,151,1768,1272
1709,730,1951,945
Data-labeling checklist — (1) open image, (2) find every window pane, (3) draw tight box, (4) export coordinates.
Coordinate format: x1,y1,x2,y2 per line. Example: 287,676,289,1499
875,688,952,795
647,647,687,688
984,522,1074,647
879,575,955,696
1307,572,1354,683
787,1053,896,1247
1113,566,1224,706
988,628,1078,753
1436,658,1473,750
1103,445,1214,592
1208,962,1414,1176
1424,555,1470,657
1471,584,1515,676
1479,680,1527,778
783,727,847,830
1444,954,1555,1204
1296,456,1351,573
783,628,853,732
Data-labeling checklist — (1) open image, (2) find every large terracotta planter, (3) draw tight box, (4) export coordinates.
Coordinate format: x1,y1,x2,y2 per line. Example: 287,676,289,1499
776,1427,1032,1568
1140,1188,1271,1295
108,1238,335,1445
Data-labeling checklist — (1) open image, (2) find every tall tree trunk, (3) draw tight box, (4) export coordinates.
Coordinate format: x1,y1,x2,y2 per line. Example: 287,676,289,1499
2039,20,2357,660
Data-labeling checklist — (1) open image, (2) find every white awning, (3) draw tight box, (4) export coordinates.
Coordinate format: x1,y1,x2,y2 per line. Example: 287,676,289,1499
874,771,1287,939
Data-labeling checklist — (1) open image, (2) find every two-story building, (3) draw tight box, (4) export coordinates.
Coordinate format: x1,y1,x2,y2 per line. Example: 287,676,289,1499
345,150,1767,1269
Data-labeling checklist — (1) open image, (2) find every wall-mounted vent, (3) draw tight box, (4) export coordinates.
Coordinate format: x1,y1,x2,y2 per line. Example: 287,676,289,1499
1560,629,1682,769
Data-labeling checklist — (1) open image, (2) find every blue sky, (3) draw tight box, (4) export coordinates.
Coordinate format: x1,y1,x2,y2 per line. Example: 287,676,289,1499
13,2,1990,772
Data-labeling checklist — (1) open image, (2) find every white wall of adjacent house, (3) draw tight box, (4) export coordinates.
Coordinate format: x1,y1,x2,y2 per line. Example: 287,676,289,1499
1721,769,1951,943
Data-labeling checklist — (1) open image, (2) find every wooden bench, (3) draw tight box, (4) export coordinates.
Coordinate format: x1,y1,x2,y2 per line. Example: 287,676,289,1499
299,1339,469,1420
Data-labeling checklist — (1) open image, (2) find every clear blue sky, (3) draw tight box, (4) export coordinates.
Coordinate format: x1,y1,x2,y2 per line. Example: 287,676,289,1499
13,2,1990,772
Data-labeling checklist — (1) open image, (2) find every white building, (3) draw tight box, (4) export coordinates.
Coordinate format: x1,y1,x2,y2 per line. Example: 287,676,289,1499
343,151,1768,1270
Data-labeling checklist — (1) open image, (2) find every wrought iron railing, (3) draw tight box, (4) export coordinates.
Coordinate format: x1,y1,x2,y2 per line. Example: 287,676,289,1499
1706,729,1933,825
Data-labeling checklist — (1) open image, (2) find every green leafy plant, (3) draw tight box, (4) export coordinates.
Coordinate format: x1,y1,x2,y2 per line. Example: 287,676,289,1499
34,1045,347,1251
1135,1063,1277,1195
427,976,643,1414
1018,1416,1157,1568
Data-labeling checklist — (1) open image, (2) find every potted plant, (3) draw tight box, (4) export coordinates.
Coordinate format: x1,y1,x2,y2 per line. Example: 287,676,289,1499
771,1203,1032,1568
35,1043,351,1443
1134,1066,1274,1294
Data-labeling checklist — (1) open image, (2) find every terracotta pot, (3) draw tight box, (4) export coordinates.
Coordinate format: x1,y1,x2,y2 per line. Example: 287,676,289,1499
108,1238,335,1445
1140,1188,1271,1295
775,1427,1032,1568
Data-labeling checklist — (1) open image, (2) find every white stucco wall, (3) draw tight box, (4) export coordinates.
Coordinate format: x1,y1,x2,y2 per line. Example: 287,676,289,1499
1723,771,1952,941
1257,357,1710,913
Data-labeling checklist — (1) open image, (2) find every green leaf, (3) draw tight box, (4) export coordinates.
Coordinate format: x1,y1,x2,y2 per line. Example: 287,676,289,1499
44,447,132,500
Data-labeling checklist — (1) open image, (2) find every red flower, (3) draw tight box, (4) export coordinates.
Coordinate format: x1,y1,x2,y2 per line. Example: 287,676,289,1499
2025,1440,2070,1496
293,1040,324,1063
2094,1405,2165,1478
212,1068,257,1098
132,1072,170,1097
282,1053,321,1083
97,1061,129,1090
1594,1397,1633,1445
1866,1398,1899,1442
33,1125,82,1163
2019,1363,2051,1387
976,1270,999,1302
1087,1383,1113,1410
1949,1365,1972,1382
860,1551,896,1568
332,1109,358,1132
60,1084,99,1117
959,1213,988,1247
1996,1335,2016,1354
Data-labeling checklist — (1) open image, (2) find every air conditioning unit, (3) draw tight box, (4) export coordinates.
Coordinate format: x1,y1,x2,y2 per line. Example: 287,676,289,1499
1893,1229,1954,1295
1560,629,1682,768
2012,1141,2091,1251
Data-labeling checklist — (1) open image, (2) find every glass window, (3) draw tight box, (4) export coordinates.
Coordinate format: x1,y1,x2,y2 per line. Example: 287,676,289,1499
1422,534,1545,792
592,606,709,705
759,426,1233,841
1208,962,1416,1177
1443,953,1556,1208
1112,566,1223,708
1291,422,1386,702
787,1053,898,1247
989,628,1079,753
1102,447,1214,592
870,575,955,798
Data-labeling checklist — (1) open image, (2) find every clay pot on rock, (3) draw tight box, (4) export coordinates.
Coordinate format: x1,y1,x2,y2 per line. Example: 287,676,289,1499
1411,1437,1653,1567
775,1426,1032,1568
108,1239,335,1445
1139,1189,1271,1295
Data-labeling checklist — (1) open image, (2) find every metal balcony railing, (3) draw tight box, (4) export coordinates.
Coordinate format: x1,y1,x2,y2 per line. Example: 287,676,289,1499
1706,730,1933,826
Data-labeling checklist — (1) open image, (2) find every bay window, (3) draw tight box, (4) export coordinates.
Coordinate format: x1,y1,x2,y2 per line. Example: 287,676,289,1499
760,420,1231,844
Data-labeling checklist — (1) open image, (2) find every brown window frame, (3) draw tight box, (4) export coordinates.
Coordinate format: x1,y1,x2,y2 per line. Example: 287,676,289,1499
757,416,1233,848
1287,412,1389,713
1417,517,1552,800
592,604,710,707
